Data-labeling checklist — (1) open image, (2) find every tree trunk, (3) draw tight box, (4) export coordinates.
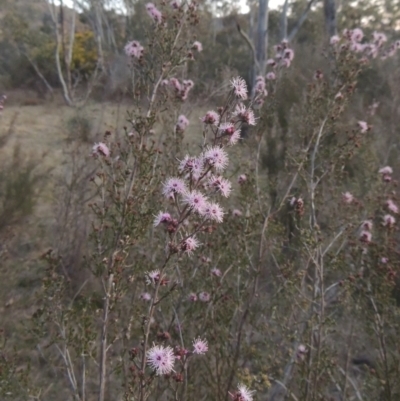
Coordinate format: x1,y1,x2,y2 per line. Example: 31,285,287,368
280,0,289,41
323,0,337,37
255,0,269,77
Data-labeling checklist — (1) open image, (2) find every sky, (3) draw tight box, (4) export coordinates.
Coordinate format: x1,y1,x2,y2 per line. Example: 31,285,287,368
55,0,283,14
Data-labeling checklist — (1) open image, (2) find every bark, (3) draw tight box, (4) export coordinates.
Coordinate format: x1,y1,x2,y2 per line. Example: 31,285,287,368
280,0,290,41
255,0,270,76
323,0,337,37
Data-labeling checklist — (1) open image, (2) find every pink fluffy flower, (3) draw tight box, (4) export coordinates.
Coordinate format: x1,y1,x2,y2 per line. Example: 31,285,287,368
358,121,369,133
179,155,204,180
147,344,175,375
379,166,393,175
238,174,247,184
342,192,354,204
266,58,276,67
188,293,197,301
140,292,152,301
183,190,208,213
330,35,340,45
181,236,200,256
169,77,181,92
373,31,387,47
176,114,190,132
229,384,255,401
351,28,364,43
254,76,266,93
92,142,110,157
381,257,389,264
231,77,248,100
211,267,222,277
192,337,208,354
163,177,187,197
154,211,172,226
124,40,144,58
233,104,256,126
232,209,242,217
283,48,294,61
198,292,210,302
170,0,180,8
204,146,229,172
201,110,220,125
146,270,160,285
359,230,372,244
386,199,398,214
384,214,396,227
201,202,224,223
266,72,276,80
362,220,373,231
208,175,232,197
145,3,163,24
192,41,203,52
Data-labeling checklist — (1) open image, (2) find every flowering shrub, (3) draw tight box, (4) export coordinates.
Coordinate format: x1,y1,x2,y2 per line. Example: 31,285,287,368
3,7,398,401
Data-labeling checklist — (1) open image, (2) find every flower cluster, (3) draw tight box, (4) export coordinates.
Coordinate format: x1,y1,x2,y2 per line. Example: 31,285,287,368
331,28,399,60
268,40,295,68
163,78,194,101
124,40,144,59
146,2,163,24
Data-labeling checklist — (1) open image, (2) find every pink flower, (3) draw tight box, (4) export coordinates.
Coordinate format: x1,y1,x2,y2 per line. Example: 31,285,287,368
146,270,160,285
381,257,389,264
201,202,224,223
230,384,255,401
163,177,187,197
183,190,208,213
362,220,373,231
169,77,181,92
283,48,294,61
154,211,172,226
192,338,208,354
208,175,232,197
373,31,387,47
204,146,229,172
351,28,364,43
233,104,256,126
145,3,163,24
179,155,204,180
147,344,175,375
188,293,197,301
335,92,343,100
232,209,242,217
201,110,220,125
238,174,247,184
359,230,372,244
181,236,200,256
358,121,369,133
211,267,222,277
266,72,276,80
230,77,248,100
92,142,110,157
124,40,144,58
192,41,203,52
342,192,354,204
254,76,266,93
176,114,190,132
383,214,396,227
386,200,398,214
330,35,340,45
266,58,276,67
198,292,210,302
140,292,152,301
170,0,180,8
379,166,393,175
228,130,241,145
314,70,323,80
